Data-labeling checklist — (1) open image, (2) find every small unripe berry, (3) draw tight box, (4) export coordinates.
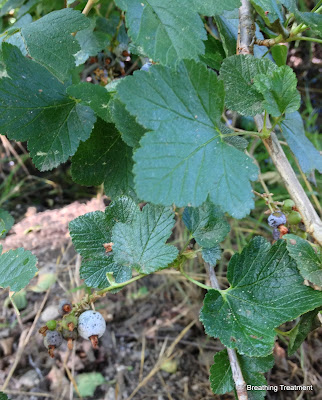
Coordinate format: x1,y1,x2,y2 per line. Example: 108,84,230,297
44,331,63,358
78,310,106,348
58,299,72,316
282,199,295,212
288,211,302,225
62,314,78,331
46,320,57,331
62,329,78,350
267,211,286,228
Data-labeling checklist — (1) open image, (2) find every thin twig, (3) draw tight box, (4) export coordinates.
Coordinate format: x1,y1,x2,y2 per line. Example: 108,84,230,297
205,263,248,400
82,0,96,16
238,0,322,245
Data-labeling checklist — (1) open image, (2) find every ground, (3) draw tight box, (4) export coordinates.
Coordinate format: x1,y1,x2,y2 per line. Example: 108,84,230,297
0,199,321,400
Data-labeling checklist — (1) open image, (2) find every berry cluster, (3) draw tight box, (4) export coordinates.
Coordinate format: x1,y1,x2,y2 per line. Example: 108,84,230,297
39,300,106,358
267,199,305,241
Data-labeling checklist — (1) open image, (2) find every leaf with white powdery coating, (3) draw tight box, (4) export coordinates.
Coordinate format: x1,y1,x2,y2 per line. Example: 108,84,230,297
71,119,137,199
200,237,322,356
220,54,277,116
114,0,206,66
210,349,274,398
0,44,95,171
0,247,37,292
183,200,230,248
253,66,300,117
117,61,258,218
20,9,90,80
112,204,178,274
280,112,322,174
285,234,322,287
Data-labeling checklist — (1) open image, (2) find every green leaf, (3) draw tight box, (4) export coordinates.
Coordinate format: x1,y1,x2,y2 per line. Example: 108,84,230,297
214,10,239,57
80,255,132,289
67,83,112,123
0,391,9,400
76,372,105,397
110,97,147,148
0,44,96,171
117,61,258,218
210,349,274,398
193,0,241,15
220,54,277,116
200,35,226,70
0,208,14,238
200,237,322,356
75,19,109,66
280,112,322,174
114,0,206,66
20,9,90,80
288,308,321,355
202,245,222,266
253,66,300,117
71,119,137,199
69,197,139,288
11,289,28,310
271,44,288,66
0,247,37,292
183,200,230,248
250,0,284,24
281,0,322,37
285,234,322,286
112,204,178,274
69,210,111,259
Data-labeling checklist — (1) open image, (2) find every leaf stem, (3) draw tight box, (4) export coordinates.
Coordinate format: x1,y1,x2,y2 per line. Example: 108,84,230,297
179,263,212,290
93,274,147,297
288,36,322,44
312,1,322,13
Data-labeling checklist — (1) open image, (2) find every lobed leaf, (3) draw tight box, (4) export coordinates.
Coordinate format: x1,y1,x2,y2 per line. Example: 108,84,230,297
253,66,300,117
200,237,322,356
0,44,96,171
112,204,178,274
115,0,206,66
202,245,222,266
220,54,277,116
117,61,258,218
20,9,90,80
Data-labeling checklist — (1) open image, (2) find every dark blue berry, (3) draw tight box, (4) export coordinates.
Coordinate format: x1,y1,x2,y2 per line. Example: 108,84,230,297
268,212,286,228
